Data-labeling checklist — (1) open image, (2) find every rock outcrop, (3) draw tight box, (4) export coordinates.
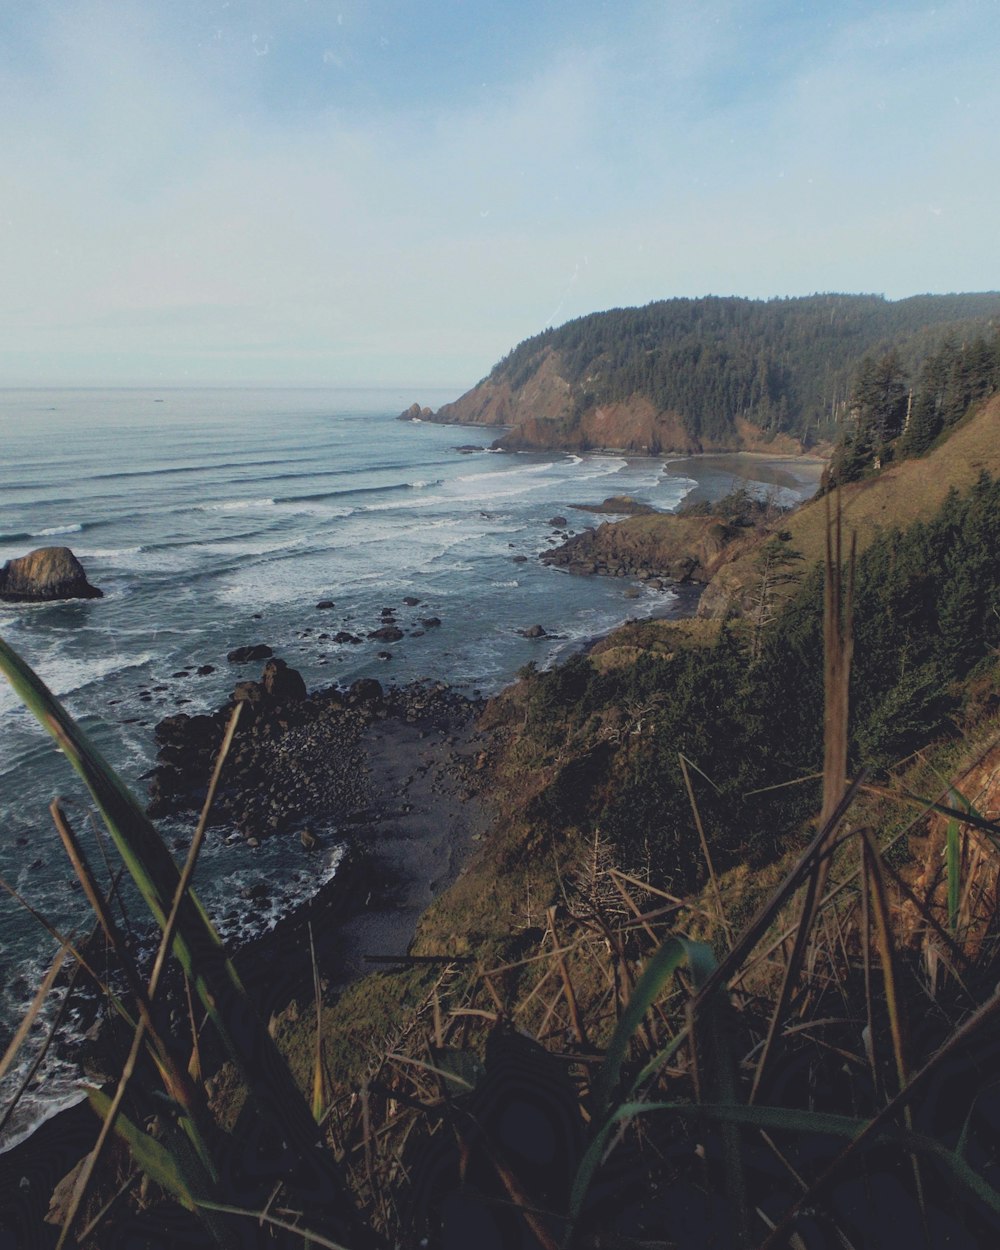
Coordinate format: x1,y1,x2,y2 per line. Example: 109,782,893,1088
0,547,103,602
398,402,434,421
541,513,760,585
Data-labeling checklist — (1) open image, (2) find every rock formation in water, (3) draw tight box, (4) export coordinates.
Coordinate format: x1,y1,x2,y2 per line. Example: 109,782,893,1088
0,546,103,602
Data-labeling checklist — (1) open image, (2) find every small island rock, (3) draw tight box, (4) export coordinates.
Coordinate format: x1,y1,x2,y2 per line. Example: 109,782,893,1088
398,402,434,421
0,547,103,602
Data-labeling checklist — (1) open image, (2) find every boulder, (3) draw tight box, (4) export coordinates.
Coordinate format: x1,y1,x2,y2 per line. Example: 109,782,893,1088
261,658,307,702
420,616,442,628
0,547,103,602
227,644,273,663
521,624,547,638
348,678,384,706
316,599,335,610
369,625,404,642
547,515,568,528
231,680,265,705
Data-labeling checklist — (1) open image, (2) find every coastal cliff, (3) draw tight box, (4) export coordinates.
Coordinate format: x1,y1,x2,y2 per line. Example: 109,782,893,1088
411,292,1000,455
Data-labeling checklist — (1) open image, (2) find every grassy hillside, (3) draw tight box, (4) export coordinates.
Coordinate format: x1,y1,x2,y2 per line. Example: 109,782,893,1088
701,393,1000,616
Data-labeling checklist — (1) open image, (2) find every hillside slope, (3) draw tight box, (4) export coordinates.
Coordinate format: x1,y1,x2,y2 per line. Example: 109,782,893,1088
699,393,1000,616
420,293,1000,454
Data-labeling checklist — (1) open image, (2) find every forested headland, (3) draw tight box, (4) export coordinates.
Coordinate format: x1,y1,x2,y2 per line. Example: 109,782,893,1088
421,292,1000,453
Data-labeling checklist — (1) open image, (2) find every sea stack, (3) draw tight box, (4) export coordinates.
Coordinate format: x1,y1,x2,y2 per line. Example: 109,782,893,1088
0,547,103,602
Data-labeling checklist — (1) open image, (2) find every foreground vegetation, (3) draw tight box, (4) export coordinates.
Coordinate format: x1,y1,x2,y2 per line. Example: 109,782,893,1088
4,459,1000,1245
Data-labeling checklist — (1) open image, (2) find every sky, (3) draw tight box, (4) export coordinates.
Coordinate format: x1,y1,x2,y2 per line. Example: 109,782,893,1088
1,0,998,388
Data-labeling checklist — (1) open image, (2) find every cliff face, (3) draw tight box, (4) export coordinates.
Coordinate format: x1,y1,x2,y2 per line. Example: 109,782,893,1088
430,374,796,455
417,293,1000,456
432,347,572,431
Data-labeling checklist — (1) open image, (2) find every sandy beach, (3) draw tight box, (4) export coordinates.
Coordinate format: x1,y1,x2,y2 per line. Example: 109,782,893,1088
665,451,827,507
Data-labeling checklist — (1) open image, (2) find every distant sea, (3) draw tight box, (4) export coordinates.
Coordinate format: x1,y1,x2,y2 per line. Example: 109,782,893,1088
0,386,819,1145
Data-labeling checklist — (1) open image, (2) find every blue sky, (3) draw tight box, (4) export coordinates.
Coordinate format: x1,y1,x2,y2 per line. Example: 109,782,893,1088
1,0,998,387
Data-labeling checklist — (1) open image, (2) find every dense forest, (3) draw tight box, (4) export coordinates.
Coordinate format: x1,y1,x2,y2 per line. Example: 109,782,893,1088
826,327,1000,485
485,292,1000,446
515,470,1000,892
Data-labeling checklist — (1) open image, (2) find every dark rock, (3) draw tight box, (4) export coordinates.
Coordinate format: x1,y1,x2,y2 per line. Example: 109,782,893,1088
333,631,363,644
316,599,335,610
154,713,191,743
227,644,273,663
380,607,396,619
348,678,384,706
420,617,442,629
196,664,215,676
454,444,485,453
369,625,404,642
402,596,421,606
232,680,265,705
0,546,103,602
520,624,547,638
376,650,393,661
261,658,307,702
547,515,568,527
512,555,528,563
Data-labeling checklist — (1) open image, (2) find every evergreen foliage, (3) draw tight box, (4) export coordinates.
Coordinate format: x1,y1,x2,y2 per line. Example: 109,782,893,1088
487,293,1000,447
828,328,1000,484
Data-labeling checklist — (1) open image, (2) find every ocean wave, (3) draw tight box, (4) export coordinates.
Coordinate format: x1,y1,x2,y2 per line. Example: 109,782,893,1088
33,523,84,537
205,842,347,945
456,461,558,484
197,498,275,512
77,545,143,559
491,579,520,588
572,456,629,479
0,649,156,719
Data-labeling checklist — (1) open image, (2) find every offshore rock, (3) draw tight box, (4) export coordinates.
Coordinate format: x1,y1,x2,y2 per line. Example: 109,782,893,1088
227,644,273,663
261,657,308,703
398,402,434,421
0,547,102,602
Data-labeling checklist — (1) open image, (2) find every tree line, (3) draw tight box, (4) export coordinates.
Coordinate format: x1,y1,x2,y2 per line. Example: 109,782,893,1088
827,330,1000,485
487,293,1000,447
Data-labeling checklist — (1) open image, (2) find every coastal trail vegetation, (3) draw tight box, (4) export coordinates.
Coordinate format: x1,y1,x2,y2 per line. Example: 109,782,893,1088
4,478,1000,1244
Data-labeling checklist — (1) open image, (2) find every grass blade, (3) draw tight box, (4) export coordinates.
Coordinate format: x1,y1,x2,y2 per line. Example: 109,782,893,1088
0,942,71,1083
590,936,708,1125
0,635,372,1245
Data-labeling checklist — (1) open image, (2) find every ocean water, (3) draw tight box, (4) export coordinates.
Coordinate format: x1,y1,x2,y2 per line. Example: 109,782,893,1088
0,386,813,1144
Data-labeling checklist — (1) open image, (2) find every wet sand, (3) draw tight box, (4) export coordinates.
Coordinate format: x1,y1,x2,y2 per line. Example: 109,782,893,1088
664,452,826,508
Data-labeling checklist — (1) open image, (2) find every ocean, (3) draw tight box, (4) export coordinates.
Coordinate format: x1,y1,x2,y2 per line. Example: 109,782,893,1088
0,385,818,1145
